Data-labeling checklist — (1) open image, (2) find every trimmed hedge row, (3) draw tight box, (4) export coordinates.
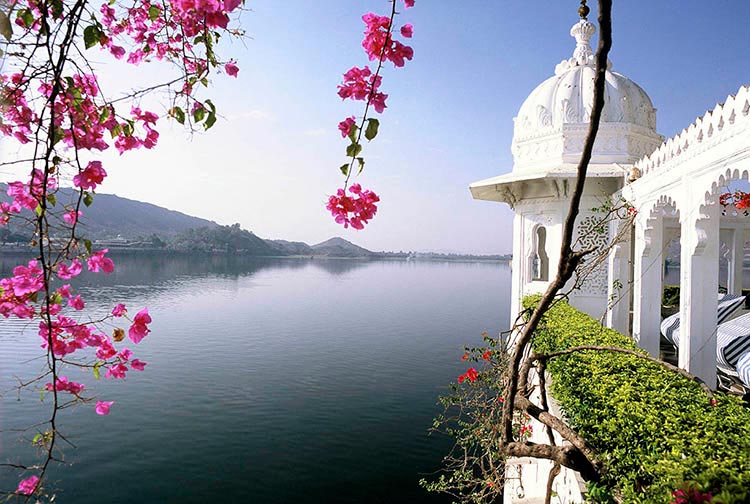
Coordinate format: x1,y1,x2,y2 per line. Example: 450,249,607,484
524,296,750,503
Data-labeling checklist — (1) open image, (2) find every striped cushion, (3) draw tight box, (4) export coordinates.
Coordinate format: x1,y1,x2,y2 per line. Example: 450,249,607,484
737,352,750,387
660,313,681,346
661,294,746,347
718,312,750,367
718,294,746,324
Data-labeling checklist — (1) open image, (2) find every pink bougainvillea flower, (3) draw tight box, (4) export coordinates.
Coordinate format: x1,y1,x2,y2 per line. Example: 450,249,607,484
326,184,380,230
88,249,115,274
95,401,114,416
128,308,152,344
63,209,82,225
403,0,415,7
338,116,356,138
72,161,107,191
96,339,117,360
68,295,85,310
130,359,147,371
400,23,413,38
105,362,128,379
16,475,39,495
112,303,127,317
225,61,239,77
46,376,85,395
671,488,713,504
57,258,83,280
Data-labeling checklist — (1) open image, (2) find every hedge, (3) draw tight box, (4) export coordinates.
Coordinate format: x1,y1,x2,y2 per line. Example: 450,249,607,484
524,296,750,503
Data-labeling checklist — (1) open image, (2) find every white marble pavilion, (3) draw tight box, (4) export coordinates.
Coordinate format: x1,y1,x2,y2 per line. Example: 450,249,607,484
470,15,750,388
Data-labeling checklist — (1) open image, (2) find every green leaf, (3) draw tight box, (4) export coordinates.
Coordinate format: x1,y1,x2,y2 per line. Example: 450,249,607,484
83,25,100,49
83,192,94,207
82,238,92,254
32,433,42,444
346,143,362,158
339,163,350,176
39,390,45,402
18,8,33,29
356,157,365,175
347,125,358,143
170,107,185,125
99,106,110,124
52,126,64,146
193,106,205,123
47,194,56,207
93,362,101,380
0,10,12,41
148,5,160,21
204,99,216,113
34,204,42,216
364,118,379,141
204,112,216,130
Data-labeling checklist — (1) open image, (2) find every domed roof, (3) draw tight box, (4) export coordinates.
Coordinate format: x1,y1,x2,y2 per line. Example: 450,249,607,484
511,18,662,173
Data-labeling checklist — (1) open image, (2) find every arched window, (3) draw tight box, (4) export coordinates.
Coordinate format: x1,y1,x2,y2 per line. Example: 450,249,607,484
530,225,549,281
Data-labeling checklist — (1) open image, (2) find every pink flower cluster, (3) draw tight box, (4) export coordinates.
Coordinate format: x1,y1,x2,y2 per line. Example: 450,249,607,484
338,116,356,138
0,73,36,143
98,0,241,81
0,260,44,319
0,170,57,225
16,475,39,496
337,66,388,113
46,376,85,395
36,73,160,155
361,13,414,67
326,184,380,230
670,488,713,504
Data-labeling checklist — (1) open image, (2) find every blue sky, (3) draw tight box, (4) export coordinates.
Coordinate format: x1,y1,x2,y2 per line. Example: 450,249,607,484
3,1,750,253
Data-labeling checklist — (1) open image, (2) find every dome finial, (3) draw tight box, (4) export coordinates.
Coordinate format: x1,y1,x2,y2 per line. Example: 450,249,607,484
578,0,590,20
570,8,596,66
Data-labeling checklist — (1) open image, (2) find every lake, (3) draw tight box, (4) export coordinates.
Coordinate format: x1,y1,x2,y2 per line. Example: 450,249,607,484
0,255,510,503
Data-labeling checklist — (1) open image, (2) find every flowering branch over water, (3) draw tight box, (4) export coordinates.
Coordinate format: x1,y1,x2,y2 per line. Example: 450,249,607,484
327,0,415,230
0,0,244,497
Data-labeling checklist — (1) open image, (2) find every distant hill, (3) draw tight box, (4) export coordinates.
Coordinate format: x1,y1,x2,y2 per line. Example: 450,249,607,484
267,239,315,256
311,237,374,257
79,192,218,238
0,184,217,239
0,186,506,260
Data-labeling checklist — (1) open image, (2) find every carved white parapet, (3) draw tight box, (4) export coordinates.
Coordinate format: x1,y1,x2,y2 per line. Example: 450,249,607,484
635,85,750,176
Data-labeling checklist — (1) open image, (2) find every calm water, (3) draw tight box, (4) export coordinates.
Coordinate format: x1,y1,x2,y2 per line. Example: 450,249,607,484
0,255,510,503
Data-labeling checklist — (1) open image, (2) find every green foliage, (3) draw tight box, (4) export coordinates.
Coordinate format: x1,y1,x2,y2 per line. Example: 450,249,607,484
662,285,680,307
364,118,379,141
523,296,750,503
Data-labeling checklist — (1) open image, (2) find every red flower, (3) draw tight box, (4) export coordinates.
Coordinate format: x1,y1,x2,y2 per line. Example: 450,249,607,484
460,351,468,361
482,350,492,361
458,367,478,384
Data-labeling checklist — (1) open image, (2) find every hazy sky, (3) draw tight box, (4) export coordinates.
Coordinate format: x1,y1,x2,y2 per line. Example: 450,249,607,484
2,1,749,253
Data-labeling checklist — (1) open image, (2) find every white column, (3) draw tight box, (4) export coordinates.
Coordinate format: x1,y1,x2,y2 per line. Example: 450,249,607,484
606,223,632,334
509,212,524,326
632,211,663,357
679,206,720,387
730,227,744,296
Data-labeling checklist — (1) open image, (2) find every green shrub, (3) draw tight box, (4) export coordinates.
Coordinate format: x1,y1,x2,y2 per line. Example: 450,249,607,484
523,296,750,503
662,285,680,307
